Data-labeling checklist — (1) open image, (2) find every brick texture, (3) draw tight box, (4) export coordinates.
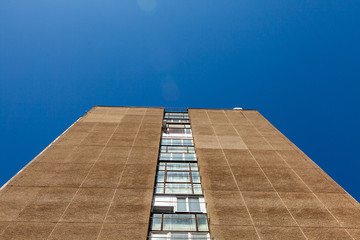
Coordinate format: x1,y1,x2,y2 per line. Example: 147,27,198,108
189,109,360,240
0,106,163,239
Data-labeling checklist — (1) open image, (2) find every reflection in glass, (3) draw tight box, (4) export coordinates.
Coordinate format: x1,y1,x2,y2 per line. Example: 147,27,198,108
158,163,165,170
197,214,209,231
167,172,191,182
177,197,187,212
163,214,196,231
167,163,189,171
192,234,209,239
193,184,203,194
151,214,162,230
171,233,188,240
165,183,193,194
189,197,201,212
156,171,165,182
155,183,164,194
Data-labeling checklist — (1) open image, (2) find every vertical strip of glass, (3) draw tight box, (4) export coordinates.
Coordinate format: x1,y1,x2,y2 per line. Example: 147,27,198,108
148,109,210,240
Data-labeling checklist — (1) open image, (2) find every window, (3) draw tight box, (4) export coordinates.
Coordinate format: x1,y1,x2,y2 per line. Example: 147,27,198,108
160,146,195,154
177,197,201,212
161,138,194,146
155,183,202,195
159,153,197,162
165,128,191,134
164,119,189,123
163,124,192,135
165,113,189,119
155,163,201,194
153,196,206,214
151,214,209,232
163,214,196,231
158,163,198,171
150,110,210,239
177,198,187,212
192,235,209,240
167,124,191,129
149,232,210,240
196,214,209,231
171,233,188,240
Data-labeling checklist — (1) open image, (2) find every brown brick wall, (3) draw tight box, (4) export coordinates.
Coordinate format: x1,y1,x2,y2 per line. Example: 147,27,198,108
189,109,360,240
0,106,163,239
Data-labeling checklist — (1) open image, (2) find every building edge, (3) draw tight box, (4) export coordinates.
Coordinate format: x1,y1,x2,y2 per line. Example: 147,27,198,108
255,109,360,209
0,115,85,192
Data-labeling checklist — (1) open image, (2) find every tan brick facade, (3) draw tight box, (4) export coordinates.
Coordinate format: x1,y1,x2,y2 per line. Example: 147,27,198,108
189,109,360,240
0,106,163,239
0,107,359,239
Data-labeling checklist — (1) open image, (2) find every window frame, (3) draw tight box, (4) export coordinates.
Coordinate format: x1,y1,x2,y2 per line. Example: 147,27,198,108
160,146,195,154
155,164,202,195
161,138,194,146
151,213,209,232
159,153,197,162
164,113,189,120
149,232,210,240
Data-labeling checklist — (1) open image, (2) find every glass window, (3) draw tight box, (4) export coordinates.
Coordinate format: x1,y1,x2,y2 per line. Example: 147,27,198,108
165,113,189,119
157,171,165,182
177,197,187,212
175,197,201,213
149,233,167,240
173,139,182,145
155,162,202,194
167,172,191,182
150,232,209,240
196,214,209,231
167,146,188,153
150,214,209,232
163,214,196,231
190,163,198,171
151,214,162,230
191,172,200,183
158,163,166,171
193,184,203,194
149,234,163,240
165,183,193,194
166,163,190,171
168,128,183,134
189,197,201,212
183,139,193,145
159,153,196,161
166,128,191,135
188,147,195,153
161,139,194,146
160,146,195,154
158,163,196,171
166,124,191,129
171,233,188,240
192,234,209,239
155,183,164,194
165,119,189,123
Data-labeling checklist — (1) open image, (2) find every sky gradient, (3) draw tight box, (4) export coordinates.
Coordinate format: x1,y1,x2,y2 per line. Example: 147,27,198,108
1,1,360,200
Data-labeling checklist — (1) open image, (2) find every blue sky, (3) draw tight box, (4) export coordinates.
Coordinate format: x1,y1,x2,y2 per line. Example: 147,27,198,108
1,0,360,200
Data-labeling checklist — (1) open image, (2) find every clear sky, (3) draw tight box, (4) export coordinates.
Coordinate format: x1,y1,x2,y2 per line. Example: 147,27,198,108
1,1,360,200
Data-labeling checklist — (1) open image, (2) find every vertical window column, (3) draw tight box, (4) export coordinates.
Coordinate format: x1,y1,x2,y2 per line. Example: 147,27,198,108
148,110,210,240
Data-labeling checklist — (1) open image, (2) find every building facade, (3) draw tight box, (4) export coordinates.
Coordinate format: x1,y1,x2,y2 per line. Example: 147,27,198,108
0,106,359,239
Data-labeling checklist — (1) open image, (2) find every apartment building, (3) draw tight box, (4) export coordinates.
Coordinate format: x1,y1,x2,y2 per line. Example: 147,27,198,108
0,106,359,239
